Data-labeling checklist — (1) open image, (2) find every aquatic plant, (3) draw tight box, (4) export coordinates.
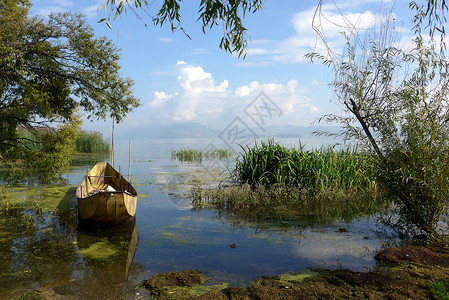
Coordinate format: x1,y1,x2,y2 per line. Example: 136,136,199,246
171,148,203,162
76,131,111,153
191,182,385,224
234,139,377,191
190,140,387,224
171,147,233,162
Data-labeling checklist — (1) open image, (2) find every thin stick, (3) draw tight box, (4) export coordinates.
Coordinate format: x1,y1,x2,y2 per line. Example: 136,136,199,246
128,140,131,182
111,117,115,168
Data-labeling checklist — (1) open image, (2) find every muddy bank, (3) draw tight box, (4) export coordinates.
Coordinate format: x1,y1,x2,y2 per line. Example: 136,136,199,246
140,246,449,299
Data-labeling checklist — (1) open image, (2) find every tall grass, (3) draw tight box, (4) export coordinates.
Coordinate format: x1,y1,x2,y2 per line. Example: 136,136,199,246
171,148,233,162
190,139,386,224
234,139,376,191
76,131,110,153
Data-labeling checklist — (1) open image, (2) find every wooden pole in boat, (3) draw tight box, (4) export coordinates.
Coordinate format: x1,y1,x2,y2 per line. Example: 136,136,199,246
111,116,115,168
85,165,88,197
111,30,119,169
128,140,131,182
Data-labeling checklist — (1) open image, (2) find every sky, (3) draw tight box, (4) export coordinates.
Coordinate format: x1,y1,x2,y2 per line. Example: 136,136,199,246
30,0,416,137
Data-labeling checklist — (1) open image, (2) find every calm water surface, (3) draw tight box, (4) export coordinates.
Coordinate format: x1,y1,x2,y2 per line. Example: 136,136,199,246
0,138,395,299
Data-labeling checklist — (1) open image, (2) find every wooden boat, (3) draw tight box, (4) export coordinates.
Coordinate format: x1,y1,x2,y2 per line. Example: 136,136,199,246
76,162,137,225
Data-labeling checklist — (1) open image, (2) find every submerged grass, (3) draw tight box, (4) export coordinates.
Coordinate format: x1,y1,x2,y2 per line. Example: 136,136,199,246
171,148,233,162
191,140,387,224
191,183,386,224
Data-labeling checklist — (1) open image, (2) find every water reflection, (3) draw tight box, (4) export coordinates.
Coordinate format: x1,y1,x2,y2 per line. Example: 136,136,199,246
76,220,138,282
54,221,139,298
0,205,139,299
0,138,397,298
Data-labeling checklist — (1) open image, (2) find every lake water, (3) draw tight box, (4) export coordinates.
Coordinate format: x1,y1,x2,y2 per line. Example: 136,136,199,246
0,138,395,299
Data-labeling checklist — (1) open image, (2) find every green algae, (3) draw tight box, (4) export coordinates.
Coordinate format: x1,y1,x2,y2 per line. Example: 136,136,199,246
159,230,200,246
0,184,76,212
278,269,319,283
78,239,118,260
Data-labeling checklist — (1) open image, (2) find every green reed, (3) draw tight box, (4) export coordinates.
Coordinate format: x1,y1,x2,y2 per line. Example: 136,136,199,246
234,139,376,191
76,131,111,153
171,148,233,162
190,139,386,224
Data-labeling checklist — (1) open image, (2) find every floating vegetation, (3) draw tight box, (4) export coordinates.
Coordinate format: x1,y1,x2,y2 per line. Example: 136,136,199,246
171,148,233,162
78,239,118,260
0,184,76,212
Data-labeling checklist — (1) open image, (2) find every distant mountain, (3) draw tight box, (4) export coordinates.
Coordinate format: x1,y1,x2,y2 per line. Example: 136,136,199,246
258,125,341,138
115,122,342,140
156,123,217,139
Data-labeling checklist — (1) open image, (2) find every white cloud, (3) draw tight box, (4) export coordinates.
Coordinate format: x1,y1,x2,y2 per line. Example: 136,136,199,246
38,7,67,16
83,5,100,18
187,49,211,56
235,81,260,97
245,1,401,65
37,0,75,17
52,0,73,6
180,66,212,82
82,0,104,18
150,91,177,107
143,62,321,127
159,37,175,43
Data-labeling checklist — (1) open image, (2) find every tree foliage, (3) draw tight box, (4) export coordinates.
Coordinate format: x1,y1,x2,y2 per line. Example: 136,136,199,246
0,0,140,181
100,0,265,58
409,0,448,53
309,3,449,233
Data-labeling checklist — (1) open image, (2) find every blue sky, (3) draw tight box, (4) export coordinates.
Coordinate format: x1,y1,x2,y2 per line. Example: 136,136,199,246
31,0,415,136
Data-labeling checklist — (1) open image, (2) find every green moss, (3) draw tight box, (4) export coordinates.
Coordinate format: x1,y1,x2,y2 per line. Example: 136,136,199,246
18,291,46,300
78,240,118,260
155,283,228,299
142,270,228,299
429,280,449,299
187,283,229,296
278,270,319,283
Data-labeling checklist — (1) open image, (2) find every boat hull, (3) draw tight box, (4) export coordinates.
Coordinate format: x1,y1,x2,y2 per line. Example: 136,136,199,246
76,162,137,225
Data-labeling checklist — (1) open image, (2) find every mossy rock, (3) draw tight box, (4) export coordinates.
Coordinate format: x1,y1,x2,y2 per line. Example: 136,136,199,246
143,269,207,288
142,269,228,299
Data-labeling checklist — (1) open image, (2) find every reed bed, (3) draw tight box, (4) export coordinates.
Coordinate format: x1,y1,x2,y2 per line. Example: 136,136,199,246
171,148,233,162
234,139,376,191
76,131,110,153
190,140,386,224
